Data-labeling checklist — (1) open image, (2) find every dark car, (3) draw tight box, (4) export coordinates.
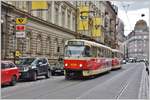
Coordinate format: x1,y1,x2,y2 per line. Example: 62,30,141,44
16,57,51,81
51,63,64,75
1,61,20,86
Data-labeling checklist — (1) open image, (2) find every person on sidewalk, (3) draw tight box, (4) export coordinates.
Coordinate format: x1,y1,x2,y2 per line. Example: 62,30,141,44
145,60,149,75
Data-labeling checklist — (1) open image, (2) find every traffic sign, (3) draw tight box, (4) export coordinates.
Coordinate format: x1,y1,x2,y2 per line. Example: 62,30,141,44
16,31,26,38
16,18,27,24
15,50,21,57
16,25,26,31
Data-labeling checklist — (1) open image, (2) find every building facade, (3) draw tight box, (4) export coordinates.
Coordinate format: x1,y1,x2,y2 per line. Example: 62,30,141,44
70,1,118,48
126,20,149,60
1,1,76,63
1,1,121,63
116,18,126,56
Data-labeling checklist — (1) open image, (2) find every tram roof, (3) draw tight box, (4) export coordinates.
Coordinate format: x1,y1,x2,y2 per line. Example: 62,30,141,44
66,39,112,50
111,49,123,53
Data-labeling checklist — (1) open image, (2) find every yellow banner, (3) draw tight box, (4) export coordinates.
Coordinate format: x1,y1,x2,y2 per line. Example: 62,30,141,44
32,1,48,10
77,5,89,31
78,20,89,31
92,17,102,37
15,50,22,57
16,18,27,24
79,5,89,20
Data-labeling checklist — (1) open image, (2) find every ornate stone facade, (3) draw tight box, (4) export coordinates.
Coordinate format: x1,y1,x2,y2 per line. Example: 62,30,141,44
1,1,76,63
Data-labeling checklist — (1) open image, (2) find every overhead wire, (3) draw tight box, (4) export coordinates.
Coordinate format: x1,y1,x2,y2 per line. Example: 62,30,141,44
121,2,133,33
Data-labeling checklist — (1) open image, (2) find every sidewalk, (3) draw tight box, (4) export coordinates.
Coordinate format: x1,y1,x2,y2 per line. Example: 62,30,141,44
138,63,149,99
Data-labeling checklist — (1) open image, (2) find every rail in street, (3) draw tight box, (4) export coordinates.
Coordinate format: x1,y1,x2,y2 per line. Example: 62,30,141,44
1,63,149,99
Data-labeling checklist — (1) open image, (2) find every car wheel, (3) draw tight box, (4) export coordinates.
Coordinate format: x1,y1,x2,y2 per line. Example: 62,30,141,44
10,76,17,86
45,70,51,78
31,71,37,81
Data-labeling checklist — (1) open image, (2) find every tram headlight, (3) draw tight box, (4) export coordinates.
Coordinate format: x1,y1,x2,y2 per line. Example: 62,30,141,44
65,63,68,66
79,64,83,67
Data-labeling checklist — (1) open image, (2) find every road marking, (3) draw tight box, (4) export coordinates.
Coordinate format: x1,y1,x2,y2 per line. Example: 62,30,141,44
115,64,141,99
76,64,138,99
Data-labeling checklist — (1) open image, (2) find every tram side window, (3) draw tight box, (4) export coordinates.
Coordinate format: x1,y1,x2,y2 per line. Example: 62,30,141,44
84,46,91,57
110,51,112,58
108,50,111,58
91,46,97,57
102,48,104,57
105,49,107,57
112,52,114,58
105,49,108,57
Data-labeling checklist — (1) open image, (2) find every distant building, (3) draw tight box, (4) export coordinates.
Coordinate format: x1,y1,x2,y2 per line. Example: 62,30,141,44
126,20,149,60
116,18,126,56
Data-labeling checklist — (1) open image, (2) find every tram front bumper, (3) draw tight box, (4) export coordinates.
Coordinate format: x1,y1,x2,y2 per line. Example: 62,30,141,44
64,69,83,77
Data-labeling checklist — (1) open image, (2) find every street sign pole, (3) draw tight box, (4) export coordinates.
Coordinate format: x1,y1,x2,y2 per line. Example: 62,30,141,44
13,18,16,64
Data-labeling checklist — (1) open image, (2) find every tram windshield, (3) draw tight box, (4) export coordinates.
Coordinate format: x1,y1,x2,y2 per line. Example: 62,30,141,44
65,45,91,57
65,46,85,57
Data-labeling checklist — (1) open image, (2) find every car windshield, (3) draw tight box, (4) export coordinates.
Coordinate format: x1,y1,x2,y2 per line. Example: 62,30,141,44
65,46,85,57
1,63,9,69
17,58,35,65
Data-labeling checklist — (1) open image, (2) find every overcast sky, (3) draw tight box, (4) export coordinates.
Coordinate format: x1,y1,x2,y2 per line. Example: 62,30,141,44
112,0,149,36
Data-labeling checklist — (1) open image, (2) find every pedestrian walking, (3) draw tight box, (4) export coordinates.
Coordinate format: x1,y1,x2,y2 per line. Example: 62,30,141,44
145,60,149,75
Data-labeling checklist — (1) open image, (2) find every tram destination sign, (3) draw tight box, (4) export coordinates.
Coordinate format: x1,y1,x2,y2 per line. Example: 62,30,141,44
68,41,84,46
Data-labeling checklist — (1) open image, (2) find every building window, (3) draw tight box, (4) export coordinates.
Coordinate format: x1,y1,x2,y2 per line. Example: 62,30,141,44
73,16,75,31
61,39,66,54
37,10,42,19
36,35,42,54
144,36,147,39
46,37,51,54
55,7,59,25
54,38,59,55
21,1,27,11
67,12,70,28
61,10,65,27
26,32,31,52
48,4,51,22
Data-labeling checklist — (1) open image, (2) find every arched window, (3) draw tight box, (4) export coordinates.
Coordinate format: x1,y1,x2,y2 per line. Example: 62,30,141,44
54,38,59,54
26,32,31,53
46,37,51,55
36,35,42,54
62,39,67,54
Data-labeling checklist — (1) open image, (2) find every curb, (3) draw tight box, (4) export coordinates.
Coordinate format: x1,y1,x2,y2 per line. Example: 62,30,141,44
138,64,149,99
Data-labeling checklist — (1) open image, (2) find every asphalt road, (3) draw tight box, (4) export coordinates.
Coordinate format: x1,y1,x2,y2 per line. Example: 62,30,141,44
1,63,148,99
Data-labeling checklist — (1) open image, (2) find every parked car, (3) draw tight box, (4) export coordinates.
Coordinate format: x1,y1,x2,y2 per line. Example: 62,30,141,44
1,61,20,86
51,63,64,75
121,59,126,64
128,58,136,63
16,57,51,81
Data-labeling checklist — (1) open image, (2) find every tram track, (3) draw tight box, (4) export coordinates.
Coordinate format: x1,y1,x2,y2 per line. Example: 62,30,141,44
115,65,140,99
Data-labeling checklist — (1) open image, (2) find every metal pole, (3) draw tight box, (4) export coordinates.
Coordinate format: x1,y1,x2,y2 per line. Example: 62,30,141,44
13,17,16,64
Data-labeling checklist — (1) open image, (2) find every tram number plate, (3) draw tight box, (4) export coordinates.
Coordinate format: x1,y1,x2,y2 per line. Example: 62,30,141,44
70,63,77,66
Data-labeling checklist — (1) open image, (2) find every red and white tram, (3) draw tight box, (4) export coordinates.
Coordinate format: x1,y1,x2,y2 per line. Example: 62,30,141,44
111,49,123,69
64,39,112,79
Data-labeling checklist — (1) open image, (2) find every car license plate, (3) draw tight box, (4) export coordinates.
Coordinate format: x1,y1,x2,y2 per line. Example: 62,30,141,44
56,70,61,72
